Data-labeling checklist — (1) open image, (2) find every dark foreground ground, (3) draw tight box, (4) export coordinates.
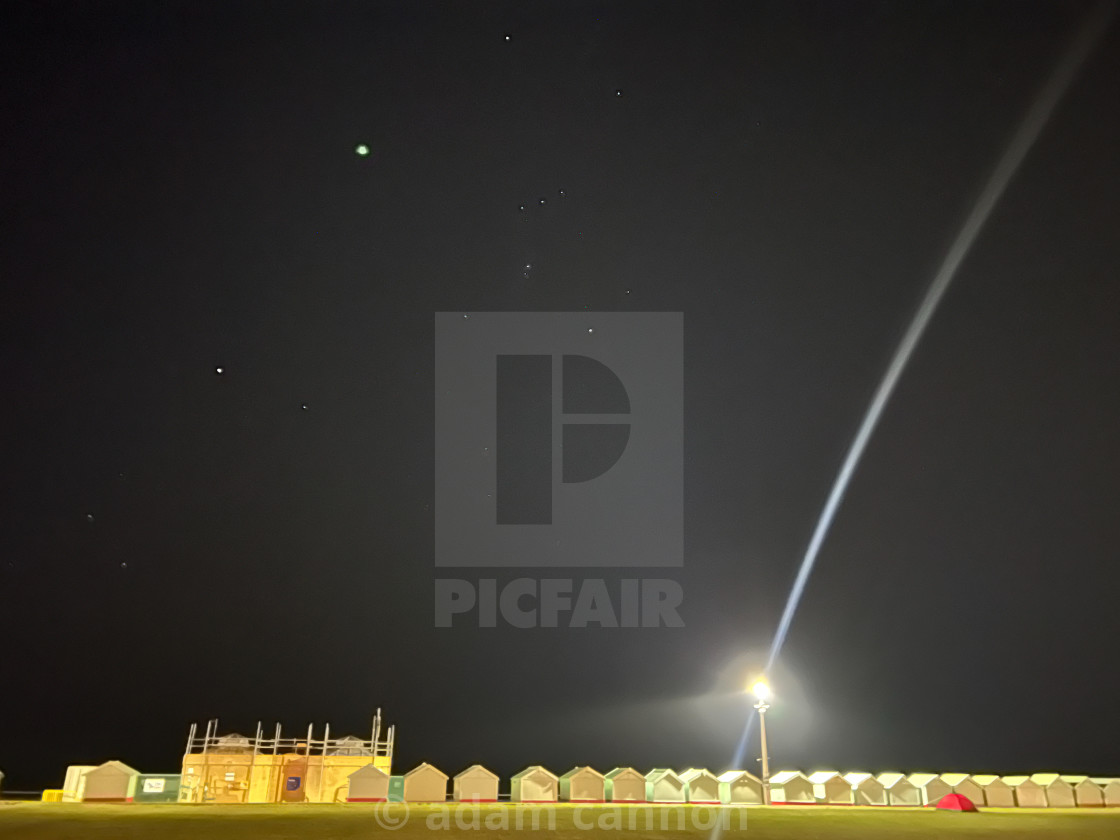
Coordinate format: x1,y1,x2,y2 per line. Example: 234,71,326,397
3,802,1120,840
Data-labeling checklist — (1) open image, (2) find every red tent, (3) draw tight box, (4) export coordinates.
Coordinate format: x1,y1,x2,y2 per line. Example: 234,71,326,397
936,793,978,812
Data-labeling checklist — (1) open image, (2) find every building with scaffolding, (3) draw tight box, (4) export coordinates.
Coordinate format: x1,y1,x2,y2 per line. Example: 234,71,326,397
179,709,394,803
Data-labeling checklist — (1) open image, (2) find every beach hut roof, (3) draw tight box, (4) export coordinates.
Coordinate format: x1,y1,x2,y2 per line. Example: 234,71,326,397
770,770,807,785
348,764,388,779
680,768,718,782
92,760,139,776
718,770,760,784
876,772,909,788
605,767,643,780
843,772,874,785
971,775,1003,786
405,762,448,780
1030,773,1064,786
940,773,972,786
907,773,940,787
808,771,842,784
561,767,605,781
513,766,558,782
455,765,498,780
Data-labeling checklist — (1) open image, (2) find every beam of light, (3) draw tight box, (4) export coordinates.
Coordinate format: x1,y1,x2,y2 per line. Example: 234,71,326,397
721,3,1115,791
765,0,1115,673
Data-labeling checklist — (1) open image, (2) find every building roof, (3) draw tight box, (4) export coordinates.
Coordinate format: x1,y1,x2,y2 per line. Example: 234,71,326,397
89,760,139,777
875,772,910,788
513,766,558,782
680,768,718,782
348,764,389,779
843,772,875,786
808,771,843,784
1060,775,1090,785
940,773,973,786
1030,773,1067,787
404,762,448,780
1002,775,1038,787
718,770,761,784
907,773,941,788
645,768,683,782
605,767,643,780
560,766,605,781
455,765,498,781
770,771,808,785
971,775,1005,786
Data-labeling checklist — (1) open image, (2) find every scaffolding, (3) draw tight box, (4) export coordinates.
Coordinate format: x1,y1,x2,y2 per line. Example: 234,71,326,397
181,709,395,803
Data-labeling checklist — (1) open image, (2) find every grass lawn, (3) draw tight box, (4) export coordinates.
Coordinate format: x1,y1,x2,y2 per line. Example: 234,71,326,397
2,802,1120,839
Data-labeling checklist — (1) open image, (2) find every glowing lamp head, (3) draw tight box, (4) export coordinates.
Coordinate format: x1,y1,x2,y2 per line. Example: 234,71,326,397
751,680,771,702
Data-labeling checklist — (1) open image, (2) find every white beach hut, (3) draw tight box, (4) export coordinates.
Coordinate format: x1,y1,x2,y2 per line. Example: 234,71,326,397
718,770,763,805
604,768,646,802
453,765,499,802
844,772,886,806
402,763,448,802
680,768,721,804
972,775,1014,807
907,773,950,806
878,772,921,806
769,771,814,804
809,771,853,804
941,773,985,806
1004,775,1047,808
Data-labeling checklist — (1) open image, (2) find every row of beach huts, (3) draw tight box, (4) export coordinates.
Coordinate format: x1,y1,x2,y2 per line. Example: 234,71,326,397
44,761,1120,807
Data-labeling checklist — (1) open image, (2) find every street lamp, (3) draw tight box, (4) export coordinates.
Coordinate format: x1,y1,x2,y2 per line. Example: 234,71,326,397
751,679,772,805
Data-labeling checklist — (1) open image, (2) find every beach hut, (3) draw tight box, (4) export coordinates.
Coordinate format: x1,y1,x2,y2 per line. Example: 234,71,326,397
346,764,390,802
681,768,721,804
1032,773,1074,807
1004,776,1047,808
129,773,181,803
604,767,646,802
769,771,814,804
645,769,687,803
82,761,140,802
560,767,605,802
809,771,854,804
61,765,96,802
453,765,499,802
844,773,887,806
1030,775,1075,810
559,767,605,803
972,775,1015,807
1063,776,1104,807
511,766,558,803
877,773,921,806
1090,778,1120,806
908,773,950,806
718,771,763,805
0,770,4,796
941,773,985,806
402,763,447,802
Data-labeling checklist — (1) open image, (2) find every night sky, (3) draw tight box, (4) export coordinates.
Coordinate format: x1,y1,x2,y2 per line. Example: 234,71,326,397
3,1,1120,791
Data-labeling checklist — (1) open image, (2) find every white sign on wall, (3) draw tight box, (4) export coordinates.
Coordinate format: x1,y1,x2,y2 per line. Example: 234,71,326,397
143,778,166,793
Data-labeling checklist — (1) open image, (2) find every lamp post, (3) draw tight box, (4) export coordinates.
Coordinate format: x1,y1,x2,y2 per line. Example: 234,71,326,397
752,680,772,805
